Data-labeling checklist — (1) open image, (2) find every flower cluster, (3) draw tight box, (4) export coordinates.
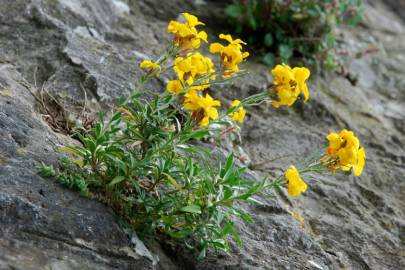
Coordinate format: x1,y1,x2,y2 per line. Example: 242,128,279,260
210,34,249,77
140,14,313,128
271,64,310,108
167,13,207,50
323,129,366,176
139,60,161,76
183,90,221,126
167,52,215,94
284,129,366,197
166,13,249,126
229,100,246,123
138,12,366,200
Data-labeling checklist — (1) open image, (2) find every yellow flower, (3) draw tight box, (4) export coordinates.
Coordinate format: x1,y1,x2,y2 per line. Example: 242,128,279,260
167,80,183,94
173,52,215,90
323,129,366,175
139,60,161,75
210,34,249,77
167,13,208,50
271,64,310,108
229,100,246,123
293,67,310,101
353,147,366,176
285,165,307,197
183,91,221,126
183,90,199,109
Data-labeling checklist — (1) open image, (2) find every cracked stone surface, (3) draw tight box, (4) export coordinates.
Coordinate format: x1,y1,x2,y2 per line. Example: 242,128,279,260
0,0,404,269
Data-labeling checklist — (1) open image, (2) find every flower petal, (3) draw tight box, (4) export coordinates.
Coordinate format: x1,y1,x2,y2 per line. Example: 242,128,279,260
182,13,204,27
353,147,366,176
285,165,307,197
167,80,183,94
209,43,223,54
198,31,208,43
219,33,233,44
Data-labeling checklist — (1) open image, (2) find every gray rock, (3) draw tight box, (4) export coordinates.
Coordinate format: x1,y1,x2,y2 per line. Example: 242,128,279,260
0,65,154,269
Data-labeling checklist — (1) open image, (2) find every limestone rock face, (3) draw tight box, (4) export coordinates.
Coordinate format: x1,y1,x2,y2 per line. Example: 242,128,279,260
0,0,404,269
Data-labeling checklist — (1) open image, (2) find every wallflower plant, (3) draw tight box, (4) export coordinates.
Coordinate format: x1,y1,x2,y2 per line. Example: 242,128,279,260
39,12,366,259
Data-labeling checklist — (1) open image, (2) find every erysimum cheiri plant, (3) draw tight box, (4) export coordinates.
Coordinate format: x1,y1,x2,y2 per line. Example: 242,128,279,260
38,12,366,259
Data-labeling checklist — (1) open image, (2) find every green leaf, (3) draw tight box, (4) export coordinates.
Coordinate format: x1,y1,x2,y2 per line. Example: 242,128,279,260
221,153,234,178
108,176,126,186
225,4,242,18
197,244,207,260
83,138,97,153
264,33,273,47
160,215,175,226
187,129,209,140
180,204,202,214
232,229,242,246
176,144,212,157
163,173,182,191
212,239,227,250
221,222,234,236
279,44,293,63
232,208,253,222
223,187,233,200
262,52,274,67
167,229,192,239
110,111,122,122
248,14,257,30
247,197,265,205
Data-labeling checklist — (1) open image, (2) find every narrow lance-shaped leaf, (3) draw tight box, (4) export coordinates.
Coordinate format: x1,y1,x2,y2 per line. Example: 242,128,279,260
180,204,202,214
108,176,126,186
